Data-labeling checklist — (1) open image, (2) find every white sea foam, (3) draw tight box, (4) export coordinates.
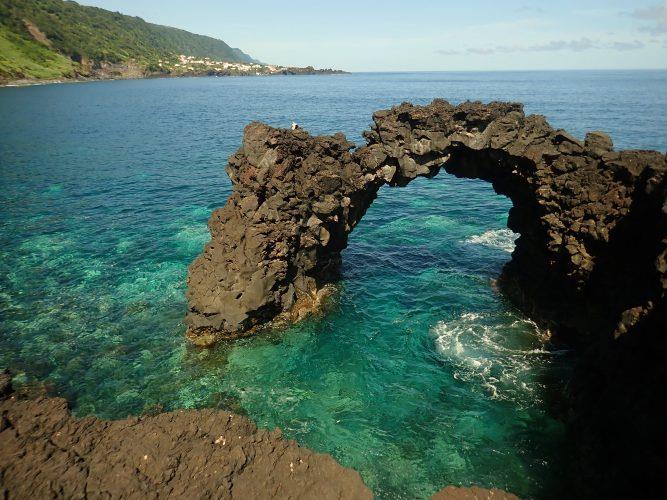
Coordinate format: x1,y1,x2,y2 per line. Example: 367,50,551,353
431,312,554,405
464,229,518,253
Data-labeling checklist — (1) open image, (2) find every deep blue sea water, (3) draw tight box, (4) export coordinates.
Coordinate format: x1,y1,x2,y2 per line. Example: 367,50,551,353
1,71,666,498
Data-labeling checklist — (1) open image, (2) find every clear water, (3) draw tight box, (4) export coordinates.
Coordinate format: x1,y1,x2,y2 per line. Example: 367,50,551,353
1,71,666,499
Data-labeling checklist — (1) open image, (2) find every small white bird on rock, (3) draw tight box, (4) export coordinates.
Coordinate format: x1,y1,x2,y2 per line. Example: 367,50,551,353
291,122,299,130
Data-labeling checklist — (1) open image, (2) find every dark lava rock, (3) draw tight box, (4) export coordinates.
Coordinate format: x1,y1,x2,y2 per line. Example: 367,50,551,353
0,390,371,499
0,369,12,399
186,99,667,496
187,99,666,346
185,123,391,344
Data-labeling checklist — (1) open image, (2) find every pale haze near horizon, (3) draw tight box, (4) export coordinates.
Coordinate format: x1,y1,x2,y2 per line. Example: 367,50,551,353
80,0,667,71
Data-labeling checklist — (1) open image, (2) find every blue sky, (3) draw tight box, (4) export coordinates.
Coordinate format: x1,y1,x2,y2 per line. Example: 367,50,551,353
81,0,667,71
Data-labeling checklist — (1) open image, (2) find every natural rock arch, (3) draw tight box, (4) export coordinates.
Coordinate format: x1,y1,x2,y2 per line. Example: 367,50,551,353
185,99,665,347
185,99,667,496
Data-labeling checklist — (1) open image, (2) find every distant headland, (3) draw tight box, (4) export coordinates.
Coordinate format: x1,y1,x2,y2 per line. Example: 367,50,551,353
0,0,346,87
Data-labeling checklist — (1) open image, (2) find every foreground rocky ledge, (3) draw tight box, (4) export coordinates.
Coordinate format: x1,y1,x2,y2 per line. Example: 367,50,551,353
0,373,517,499
0,372,371,499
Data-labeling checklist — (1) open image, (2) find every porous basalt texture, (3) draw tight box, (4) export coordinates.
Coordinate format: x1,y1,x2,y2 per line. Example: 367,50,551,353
0,384,371,499
360,100,667,343
187,99,666,345
185,123,393,344
186,99,666,496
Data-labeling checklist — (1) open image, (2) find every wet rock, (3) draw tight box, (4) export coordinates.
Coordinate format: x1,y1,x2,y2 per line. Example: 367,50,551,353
0,369,11,399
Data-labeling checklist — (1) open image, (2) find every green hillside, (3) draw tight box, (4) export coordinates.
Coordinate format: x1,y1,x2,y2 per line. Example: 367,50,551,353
0,0,256,81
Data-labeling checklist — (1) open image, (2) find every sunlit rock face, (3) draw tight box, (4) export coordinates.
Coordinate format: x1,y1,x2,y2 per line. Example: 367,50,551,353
0,377,373,499
185,124,390,344
185,99,666,347
185,99,666,496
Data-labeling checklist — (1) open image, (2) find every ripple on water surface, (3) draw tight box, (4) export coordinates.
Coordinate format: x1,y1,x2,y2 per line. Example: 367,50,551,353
3,71,664,498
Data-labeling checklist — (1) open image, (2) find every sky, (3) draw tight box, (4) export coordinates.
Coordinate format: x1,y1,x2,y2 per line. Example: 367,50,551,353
80,0,667,71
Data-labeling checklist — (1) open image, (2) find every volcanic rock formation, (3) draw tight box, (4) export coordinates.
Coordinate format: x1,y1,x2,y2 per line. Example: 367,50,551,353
186,99,666,346
0,375,371,499
186,99,666,496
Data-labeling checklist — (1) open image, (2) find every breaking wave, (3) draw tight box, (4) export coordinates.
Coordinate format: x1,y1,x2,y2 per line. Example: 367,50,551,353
464,229,518,253
431,312,559,405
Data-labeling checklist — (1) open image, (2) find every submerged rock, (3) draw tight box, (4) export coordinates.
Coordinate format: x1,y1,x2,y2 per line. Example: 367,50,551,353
0,379,371,499
0,369,11,399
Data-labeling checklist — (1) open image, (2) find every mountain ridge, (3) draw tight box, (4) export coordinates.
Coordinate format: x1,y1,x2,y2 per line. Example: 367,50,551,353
0,0,302,83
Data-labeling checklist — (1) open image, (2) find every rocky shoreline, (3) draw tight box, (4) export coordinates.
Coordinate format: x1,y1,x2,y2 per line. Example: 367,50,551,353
0,370,371,499
185,100,666,495
0,371,516,499
0,67,347,88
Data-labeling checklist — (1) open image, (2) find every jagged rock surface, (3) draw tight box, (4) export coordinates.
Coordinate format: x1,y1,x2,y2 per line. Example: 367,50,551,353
360,100,667,341
0,385,371,499
186,99,666,496
186,99,666,345
185,123,392,344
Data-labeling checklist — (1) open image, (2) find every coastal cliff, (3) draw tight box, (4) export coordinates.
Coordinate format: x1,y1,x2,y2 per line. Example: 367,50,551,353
0,0,344,86
185,99,666,495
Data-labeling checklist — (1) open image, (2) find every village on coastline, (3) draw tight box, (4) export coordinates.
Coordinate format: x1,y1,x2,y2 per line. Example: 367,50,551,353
157,54,345,77
168,54,277,74
0,0,347,86
1,53,346,88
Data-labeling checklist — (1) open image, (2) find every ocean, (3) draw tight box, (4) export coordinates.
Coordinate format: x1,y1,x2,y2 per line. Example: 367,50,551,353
1,70,666,498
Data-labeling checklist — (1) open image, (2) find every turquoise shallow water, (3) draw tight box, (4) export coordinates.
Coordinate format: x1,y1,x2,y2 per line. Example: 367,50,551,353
1,71,666,498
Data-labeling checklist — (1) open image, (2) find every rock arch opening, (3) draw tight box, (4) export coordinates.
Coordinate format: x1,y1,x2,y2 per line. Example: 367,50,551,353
184,98,666,497
185,99,664,349
339,172,518,298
